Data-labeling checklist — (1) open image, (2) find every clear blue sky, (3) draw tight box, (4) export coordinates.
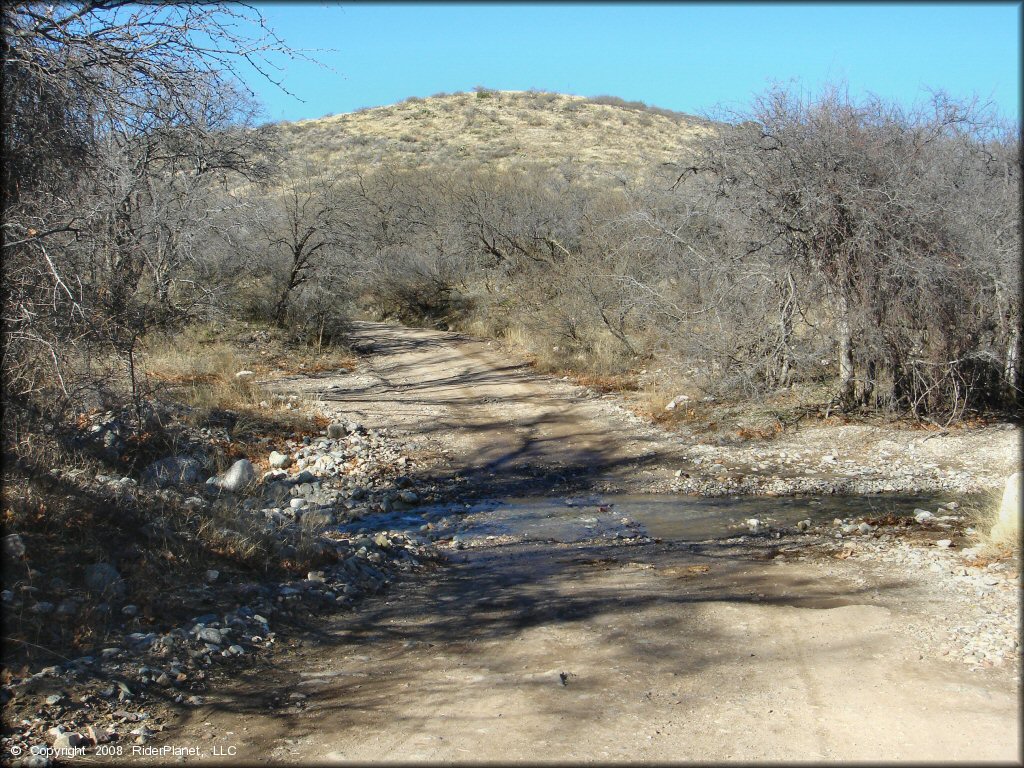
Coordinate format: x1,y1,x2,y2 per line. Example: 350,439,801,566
243,3,1021,124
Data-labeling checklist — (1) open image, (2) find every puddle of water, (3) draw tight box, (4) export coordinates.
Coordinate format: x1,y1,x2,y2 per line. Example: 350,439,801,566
337,492,965,545
456,493,953,544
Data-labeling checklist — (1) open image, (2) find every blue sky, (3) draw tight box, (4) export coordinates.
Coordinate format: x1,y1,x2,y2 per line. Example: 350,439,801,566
244,3,1021,124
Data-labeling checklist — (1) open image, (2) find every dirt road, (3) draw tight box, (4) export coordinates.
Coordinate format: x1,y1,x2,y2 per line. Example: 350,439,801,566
157,322,1019,763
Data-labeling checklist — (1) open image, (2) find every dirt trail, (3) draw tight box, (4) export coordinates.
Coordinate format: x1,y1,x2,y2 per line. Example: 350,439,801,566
152,322,1019,763
285,321,687,495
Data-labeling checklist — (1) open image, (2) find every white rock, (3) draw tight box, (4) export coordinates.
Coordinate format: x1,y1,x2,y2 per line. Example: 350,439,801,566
936,539,953,548
234,370,255,379
914,509,934,523
290,498,307,510
269,451,292,469
992,471,1022,541
215,459,255,493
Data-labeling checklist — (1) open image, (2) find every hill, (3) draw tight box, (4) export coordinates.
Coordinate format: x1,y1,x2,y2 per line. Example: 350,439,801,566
262,89,715,182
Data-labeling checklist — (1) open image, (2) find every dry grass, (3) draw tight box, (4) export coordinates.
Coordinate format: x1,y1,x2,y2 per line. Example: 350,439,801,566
262,90,714,185
141,322,353,440
966,481,1021,556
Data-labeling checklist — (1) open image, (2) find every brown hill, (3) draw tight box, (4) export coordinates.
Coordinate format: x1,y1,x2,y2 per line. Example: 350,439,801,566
263,89,714,182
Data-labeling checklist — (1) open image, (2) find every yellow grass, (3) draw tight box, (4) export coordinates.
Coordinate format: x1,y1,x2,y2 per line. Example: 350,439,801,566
263,90,713,185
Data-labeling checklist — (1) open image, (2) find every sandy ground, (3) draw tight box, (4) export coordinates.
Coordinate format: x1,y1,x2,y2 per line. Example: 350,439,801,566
141,321,1019,763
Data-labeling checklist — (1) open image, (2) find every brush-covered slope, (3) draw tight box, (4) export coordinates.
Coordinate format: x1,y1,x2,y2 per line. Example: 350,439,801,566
263,89,714,182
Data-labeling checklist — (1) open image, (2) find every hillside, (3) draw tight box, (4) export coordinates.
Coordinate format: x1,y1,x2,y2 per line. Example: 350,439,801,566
262,89,715,182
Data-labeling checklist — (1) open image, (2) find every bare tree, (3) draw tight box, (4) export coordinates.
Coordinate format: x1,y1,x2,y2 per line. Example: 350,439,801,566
2,2,297,414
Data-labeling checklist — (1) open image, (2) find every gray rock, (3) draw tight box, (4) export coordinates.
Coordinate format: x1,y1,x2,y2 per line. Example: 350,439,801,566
228,644,245,656
53,732,88,750
796,519,811,532
215,459,256,493
289,497,307,510
914,509,934,523
857,522,873,535
4,533,26,559
269,451,292,469
31,601,55,614
205,569,219,583
142,455,202,488
398,490,419,504
197,627,223,644
84,563,125,600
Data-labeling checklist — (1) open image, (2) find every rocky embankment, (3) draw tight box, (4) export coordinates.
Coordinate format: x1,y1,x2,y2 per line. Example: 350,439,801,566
2,414,446,766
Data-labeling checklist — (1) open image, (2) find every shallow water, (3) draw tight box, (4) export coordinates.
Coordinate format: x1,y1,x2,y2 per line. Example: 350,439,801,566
341,492,959,544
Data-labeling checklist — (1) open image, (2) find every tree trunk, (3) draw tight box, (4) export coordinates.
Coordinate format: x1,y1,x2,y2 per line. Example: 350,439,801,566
836,292,856,406
1005,324,1020,402
778,272,795,387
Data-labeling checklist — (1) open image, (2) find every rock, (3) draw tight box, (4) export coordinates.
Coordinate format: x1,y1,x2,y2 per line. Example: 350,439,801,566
796,519,811,532
183,496,207,511
936,539,953,548
228,644,245,656
215,459,256,493
269,451,292,469
991,471,1022,542
31,601,55,614
858,522,873,535
234,370,255,379
53,732,88,750
745,518,762,532
327,422,346,439
398,490,419,504
84,563,125,600
198,627,224,645
205,570,219,583
346,422,360,434
914,509,934,523
4,533,26,559
141,455,202,488
121,604,139,617
289,497,307,510
45,694,64,705
87,725,112,744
